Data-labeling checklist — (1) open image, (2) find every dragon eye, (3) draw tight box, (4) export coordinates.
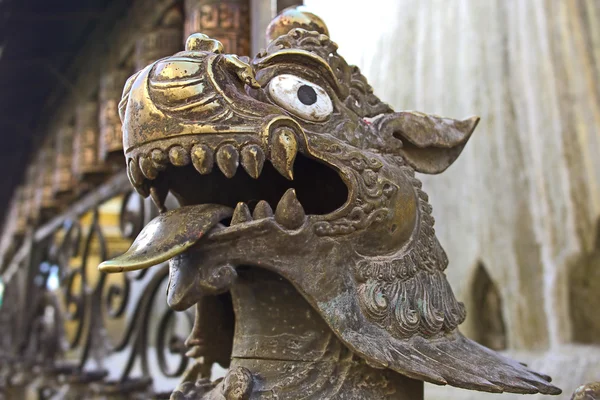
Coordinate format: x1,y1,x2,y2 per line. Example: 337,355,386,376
268,74,333,122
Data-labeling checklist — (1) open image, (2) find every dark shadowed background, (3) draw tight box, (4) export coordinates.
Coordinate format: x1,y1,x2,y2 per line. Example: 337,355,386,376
0,0,126,227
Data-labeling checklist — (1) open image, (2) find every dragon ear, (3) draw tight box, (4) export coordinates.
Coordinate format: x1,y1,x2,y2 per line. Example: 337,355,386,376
375,111,479,174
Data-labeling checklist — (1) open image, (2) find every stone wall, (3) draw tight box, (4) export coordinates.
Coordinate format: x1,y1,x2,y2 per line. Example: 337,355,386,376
305,0,600,397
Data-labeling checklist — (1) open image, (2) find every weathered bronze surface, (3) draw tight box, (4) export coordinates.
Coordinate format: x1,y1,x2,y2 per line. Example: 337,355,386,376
101,9,561,399
184,0,250,55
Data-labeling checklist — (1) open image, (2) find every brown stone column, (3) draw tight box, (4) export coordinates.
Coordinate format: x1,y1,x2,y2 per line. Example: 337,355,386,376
24,163,40,225
99,69,131,165
135,5,184,71
72,101,108,187
184,0,250,55
3,188,25,244
37,140,58,218
53,125,76,203
13,186,27,238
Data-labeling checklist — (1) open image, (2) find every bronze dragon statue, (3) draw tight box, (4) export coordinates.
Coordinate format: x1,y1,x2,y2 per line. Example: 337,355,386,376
100,9,561,400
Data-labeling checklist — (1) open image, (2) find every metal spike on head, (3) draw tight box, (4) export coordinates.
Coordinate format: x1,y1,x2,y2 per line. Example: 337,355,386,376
266,6,330,43
185,33,224,53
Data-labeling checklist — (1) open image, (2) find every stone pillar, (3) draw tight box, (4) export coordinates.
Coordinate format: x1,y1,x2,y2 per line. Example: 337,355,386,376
24,163,40,225
53,125,76,202
0,189,24,258
13,186,27,238
184,0,250,55
73,101,108,186
37,140,57,216
135,5,183,71
250,0,274,55
99,69,131,165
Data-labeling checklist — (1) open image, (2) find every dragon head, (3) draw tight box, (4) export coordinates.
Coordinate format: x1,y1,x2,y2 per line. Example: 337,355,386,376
100,10,560,395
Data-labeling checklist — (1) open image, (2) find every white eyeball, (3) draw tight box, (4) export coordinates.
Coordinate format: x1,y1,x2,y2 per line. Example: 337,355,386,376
268,74,333,122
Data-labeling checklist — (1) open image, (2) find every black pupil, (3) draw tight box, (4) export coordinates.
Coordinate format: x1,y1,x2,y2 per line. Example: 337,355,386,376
297,85,318,105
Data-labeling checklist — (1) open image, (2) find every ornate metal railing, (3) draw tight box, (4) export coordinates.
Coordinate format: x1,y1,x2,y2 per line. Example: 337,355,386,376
0,173,194,398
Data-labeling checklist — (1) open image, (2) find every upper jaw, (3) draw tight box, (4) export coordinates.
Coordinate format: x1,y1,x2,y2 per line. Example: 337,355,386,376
124,110,355,221
125,115,307,199
99,119,362,283
120,44,355,223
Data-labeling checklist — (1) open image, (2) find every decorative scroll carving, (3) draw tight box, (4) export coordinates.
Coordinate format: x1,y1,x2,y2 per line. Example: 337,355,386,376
312,145,396,237
352,166,466,338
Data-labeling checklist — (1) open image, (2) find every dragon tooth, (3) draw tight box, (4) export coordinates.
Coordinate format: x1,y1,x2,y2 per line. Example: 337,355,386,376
128,158,145,186
252,200,273,219
270,128,297,180
134,182,150,197
151,148,168,171
274,189,305,229
231,202,252,225
216,144,239,178
191,144,214,175
169,145,191,166
150,184,168,213
240,144,265,179
139,155,158,180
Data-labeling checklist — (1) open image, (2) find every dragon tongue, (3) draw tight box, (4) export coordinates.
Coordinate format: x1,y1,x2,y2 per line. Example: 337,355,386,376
98,204,233,273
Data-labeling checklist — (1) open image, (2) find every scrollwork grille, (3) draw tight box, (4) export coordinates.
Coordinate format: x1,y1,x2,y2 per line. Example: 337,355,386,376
0,172,193,398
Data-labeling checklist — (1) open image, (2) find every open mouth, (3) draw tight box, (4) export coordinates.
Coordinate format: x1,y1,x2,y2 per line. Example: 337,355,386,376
159,152,348,217
101,140,349,273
